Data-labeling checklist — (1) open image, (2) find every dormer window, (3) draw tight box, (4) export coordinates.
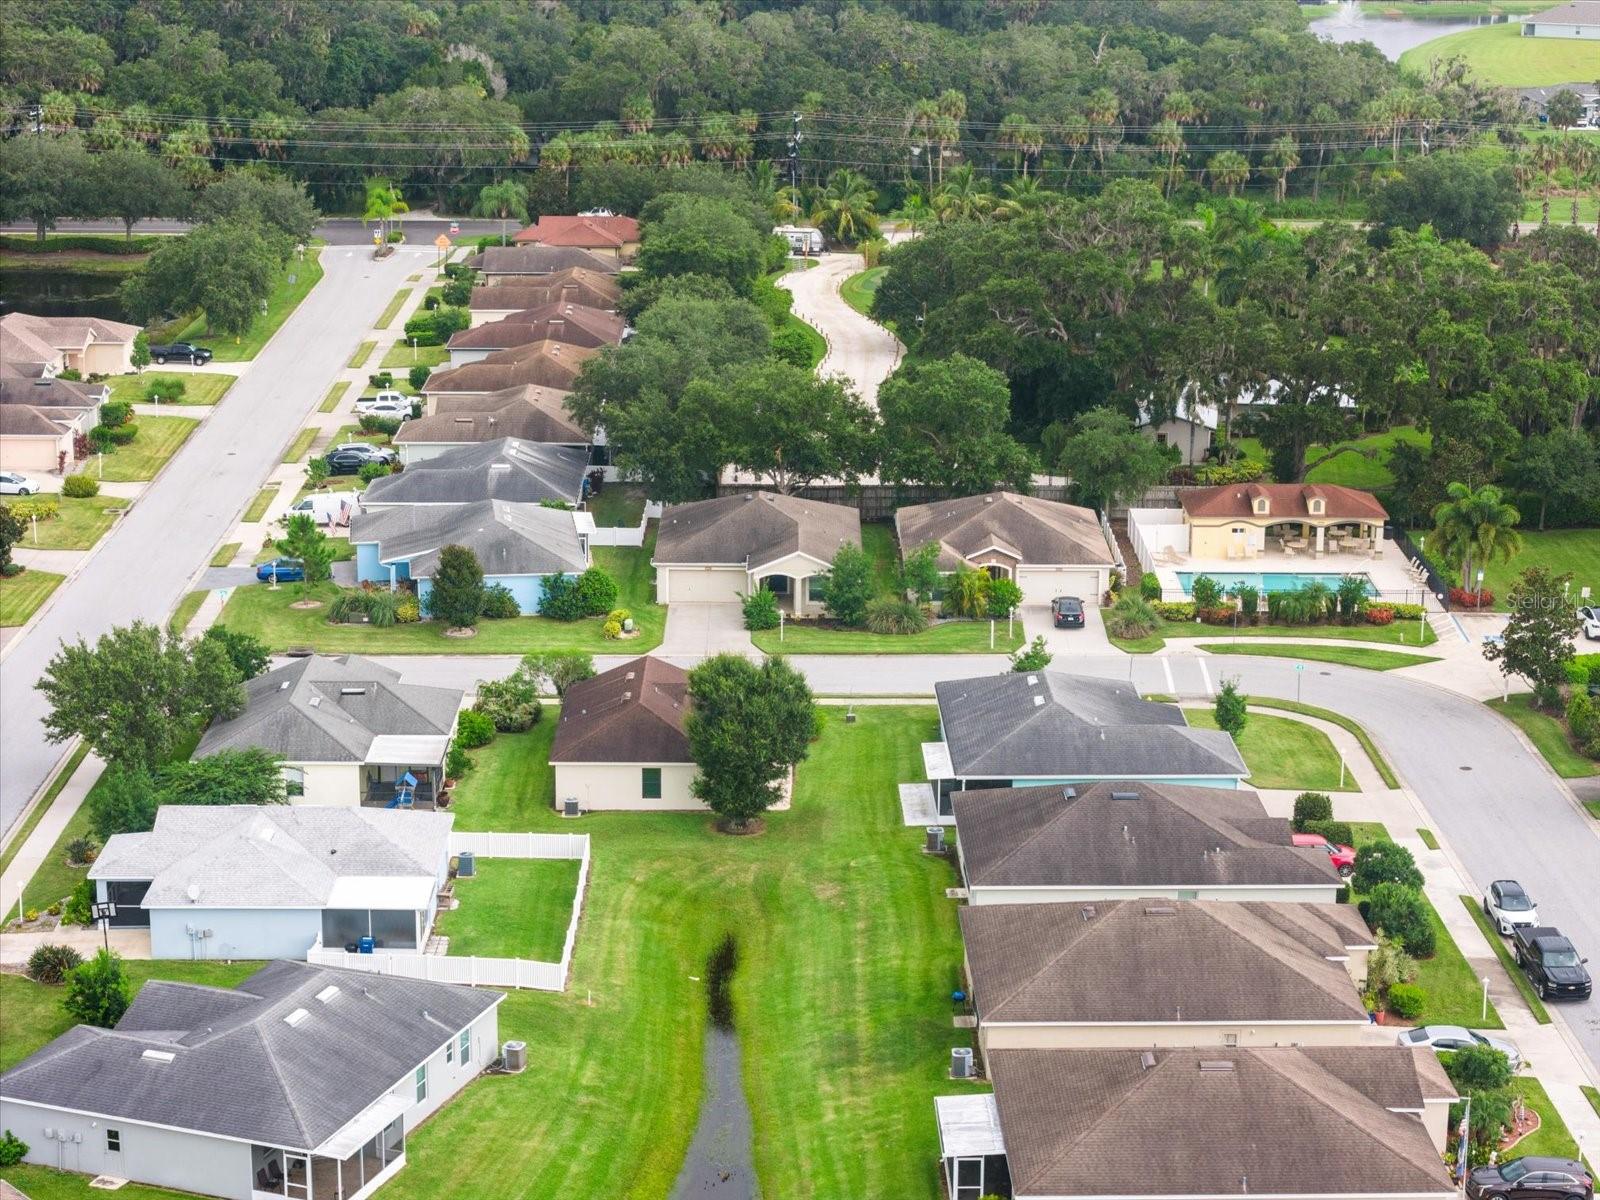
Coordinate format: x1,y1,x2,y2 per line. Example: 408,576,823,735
1308,498,1324,515
1253,498,1270,515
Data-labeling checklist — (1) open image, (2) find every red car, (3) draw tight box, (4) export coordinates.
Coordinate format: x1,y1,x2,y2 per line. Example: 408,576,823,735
1292,832,1356,878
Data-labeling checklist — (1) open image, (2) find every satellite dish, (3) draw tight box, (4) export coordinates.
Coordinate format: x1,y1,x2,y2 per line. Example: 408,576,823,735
186,882,200,902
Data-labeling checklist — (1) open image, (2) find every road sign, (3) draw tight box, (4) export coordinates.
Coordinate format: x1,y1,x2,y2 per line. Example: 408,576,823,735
449,221,460,235
434,233,451,249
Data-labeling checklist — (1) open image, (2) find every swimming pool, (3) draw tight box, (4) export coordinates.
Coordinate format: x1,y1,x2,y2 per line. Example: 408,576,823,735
1174,572,1377,596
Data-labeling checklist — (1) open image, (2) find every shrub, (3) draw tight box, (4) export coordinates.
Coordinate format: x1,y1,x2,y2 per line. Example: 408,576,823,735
943,564,991,618
141,374,186,403
65,835,98,865
0,1129,27,1168
1198,604,1238,625
442,277,473,307
24,909,37,922
1190,574,1223,609
1366,605,1395,625
1192,459,1265,485
1105,592,1159,639
357,414,401,436
424,293,440,310
1391,603,1425,621
47,902,61,916
357,461,392,483
1303,818,1355,848
864,596,927,635
771,324,817,367
608,608,632,627
93,422,137,446
1353,840,1423,892
1384,981,1426,1020
1565,691,1597,744
1140,572,1162,600
403,305,469,346
329,587,401,626
538,573,586,621
99,400,133,428
1214,677,1247,736
473,676,542,732
409,363,431,391
987,577,1024,617
481,583,522,619
1445,1043,1515,1094
1335,574,1369,624
1449,586,1494,609
306,456,331,488
25,943,83,985
1152,600,1195,621
1292,791,1333,832
1233,583,1259,620
603,619,623,639
1365,933,1418,995
1010,635,1053,673
8,495,59,520
62,473,101,498
63,878,92,926
742,587,781,630
454,709,495,749
1361,883,1435,957
823,542,874,626
574,566,620,616
445,743,472,779
395,596,421,623
368,372,394,389
64,949,132,1027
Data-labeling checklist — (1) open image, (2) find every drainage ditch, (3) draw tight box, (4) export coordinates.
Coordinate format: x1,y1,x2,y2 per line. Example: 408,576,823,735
670,935,759,1199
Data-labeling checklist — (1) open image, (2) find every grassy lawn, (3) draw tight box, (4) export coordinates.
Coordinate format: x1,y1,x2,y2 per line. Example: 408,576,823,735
320,380,351,413
435,859,580,961
0,1166,194,1200
841,266,887,317
1486,694,1600,778
1506,1076,1581,1160
754,618,1023,655
585,485,647,529
210,541,241,567
167,589,207,636
391,705,983,1200
0,569,64,627
218,543,663,654
1112,617,1438,654
1184,708,1355,791
170,248,324,361
1233,426,1430,489
282,426,318,463
377,287,413,329
1398,20,1600,84
107,372,237,407
1475,529,1600,612
381,341,450,370
252,539,354,565
1461,895,1552,1024
242,486,279,523
95,415,199,481
14,496,129,550
1196,642,1438,671
1524,196,1600,227
0,744,87,880
349,340,377,368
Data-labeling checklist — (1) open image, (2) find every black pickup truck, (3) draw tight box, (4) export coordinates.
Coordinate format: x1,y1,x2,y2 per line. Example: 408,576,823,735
1510,926,1592,1000
148,341,213,364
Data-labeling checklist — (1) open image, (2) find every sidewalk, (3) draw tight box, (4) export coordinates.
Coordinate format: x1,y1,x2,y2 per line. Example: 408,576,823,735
0,750,104,918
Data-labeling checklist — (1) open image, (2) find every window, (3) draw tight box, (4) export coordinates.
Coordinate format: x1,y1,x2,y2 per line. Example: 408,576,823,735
1222,1033,1239,1048
1254,498,1269,514
642,767,662,800
458,1029,471,1065
1309,499,1324,515
282,766,305,798
446,1038,455,1065
106,1129,121,1152
415,1064,428,1103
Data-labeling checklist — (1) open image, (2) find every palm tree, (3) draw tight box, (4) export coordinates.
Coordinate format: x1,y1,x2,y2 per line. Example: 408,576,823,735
1150,118,1185,198
933,165,994,222
905,98,940,194
363,178,408,244
539,135,573,204
997,113,1044,177
1532,139,1561,226
1564,137,1596,225
1084,88,1120,172
620,94,654,134
472,180,529,246
699,113,736,163
1265,136,1300,204
1207,150,1251,198
892,187,933,236
1430,482,1523,592
810,169,879,246
998,175,1050,218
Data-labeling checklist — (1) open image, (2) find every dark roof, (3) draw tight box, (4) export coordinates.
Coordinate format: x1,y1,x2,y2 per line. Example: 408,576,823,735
986,1047,1457,1199
0,405,69,437
446,303,625,352
952,780,1338,890
466,246,620,275
654,491,861,570
360,438,589,507
395,386,586,447
551,656,692,764
960,900,1369,1025
1179,482,1387,522
895,491,1114,571
467,270,621,314
512,214,639,248
195,654,461,763
423,340,598,394
0,376,105,409
934,673,1246,781
0,962,500,1151
350,500,589,578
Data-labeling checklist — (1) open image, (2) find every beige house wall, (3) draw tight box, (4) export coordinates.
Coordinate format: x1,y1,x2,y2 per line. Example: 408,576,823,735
978,1020,1370,1053
554,762,701,811
287,761,361,806
0,436,66,473
82,342,134,375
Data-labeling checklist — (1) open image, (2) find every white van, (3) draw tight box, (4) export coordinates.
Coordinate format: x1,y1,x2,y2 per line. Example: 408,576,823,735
287,494,353,526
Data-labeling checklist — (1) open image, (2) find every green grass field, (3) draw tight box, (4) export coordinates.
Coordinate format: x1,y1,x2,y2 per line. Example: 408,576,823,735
1184,708,1355,791
107,372,237,407
13,496,129,550
1246,696,1401,786
242,487,279,523
1232,426,1430,489
1399,20,1600,85
381,341,450,370
1486,693,1600,778
1474,528,1600,612
0,1166,192,1200
1506,1076,1581,1159
348,340,377,368
585,486,647,529
0,569,64,627
435,859,580,961
167,589,207,636
1359,0,1551,13
1111,617,1438,654
376,288,413,329
754,619,1023,655
170,248,324,362
841,266,887,317
281,427,318,463
1523,195,1600,228
1196,643,1438,670
94,415,199,481
210,542,241,567
319,380,351,413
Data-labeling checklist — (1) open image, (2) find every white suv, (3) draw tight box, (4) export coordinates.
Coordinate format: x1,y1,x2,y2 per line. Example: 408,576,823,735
1483,879,1539,935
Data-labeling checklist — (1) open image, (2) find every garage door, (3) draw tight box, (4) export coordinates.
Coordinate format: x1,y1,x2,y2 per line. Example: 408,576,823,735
667,566,746,603
1016,568,1103,606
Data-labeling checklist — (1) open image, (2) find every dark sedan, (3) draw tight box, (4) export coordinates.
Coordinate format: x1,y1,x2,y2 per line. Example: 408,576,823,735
1052,596,1085,628
1467,1157,1592,1200
256,557,305,583
324,446,391,475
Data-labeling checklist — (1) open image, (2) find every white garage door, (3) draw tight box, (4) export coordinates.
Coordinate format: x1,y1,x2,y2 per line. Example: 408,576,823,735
1016,567,1103,606
667,567,746,603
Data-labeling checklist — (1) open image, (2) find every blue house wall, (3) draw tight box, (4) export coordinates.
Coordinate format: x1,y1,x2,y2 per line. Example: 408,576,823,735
416,572,565,616
148,907,322,960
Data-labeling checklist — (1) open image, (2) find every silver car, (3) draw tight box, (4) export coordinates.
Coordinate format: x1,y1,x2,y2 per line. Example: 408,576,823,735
1396,1025,1521,1071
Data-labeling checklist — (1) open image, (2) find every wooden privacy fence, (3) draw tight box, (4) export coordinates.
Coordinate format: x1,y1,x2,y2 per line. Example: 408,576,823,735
307,832,591,992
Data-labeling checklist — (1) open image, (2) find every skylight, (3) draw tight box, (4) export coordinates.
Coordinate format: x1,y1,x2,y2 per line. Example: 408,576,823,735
141,1049,176,1063
283,1007,310,1027
316,985,340,1003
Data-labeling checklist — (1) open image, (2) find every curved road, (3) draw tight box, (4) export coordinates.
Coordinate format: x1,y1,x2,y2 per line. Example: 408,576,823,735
777,253,902,406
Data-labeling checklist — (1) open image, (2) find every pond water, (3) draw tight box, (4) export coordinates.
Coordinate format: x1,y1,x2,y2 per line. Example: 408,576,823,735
1307,1,1519,60
0,268,133,322
671,935,759,1200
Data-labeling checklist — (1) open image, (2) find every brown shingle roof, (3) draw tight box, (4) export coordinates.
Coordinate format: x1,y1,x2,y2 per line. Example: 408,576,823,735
550,656,692,764
654,492,861,571
952,780,1339,890
960,900,1370,1025
1179,482,1387,522
446,303,625,352
422,341,599,394
895,491,1115,571
0,405,68,437
513,214,639,248
0,376,105,408
987,1047,1456,1199
396,386,584,447
466,247,620,276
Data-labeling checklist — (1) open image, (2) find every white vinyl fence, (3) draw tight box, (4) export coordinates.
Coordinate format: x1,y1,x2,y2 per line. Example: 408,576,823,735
307,832,591,992
576,500,662,548
1127,507,1190,576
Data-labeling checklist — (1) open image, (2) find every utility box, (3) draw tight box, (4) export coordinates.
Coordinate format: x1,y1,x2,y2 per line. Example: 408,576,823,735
951,1047,974,1079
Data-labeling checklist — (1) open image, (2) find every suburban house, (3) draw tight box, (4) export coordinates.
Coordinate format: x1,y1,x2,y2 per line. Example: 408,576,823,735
927,673,1247,808
1178,481,1389,559
194,655,463,808
936,1047,1459,1200
422,340,598,397
950,780,1344,905
87,805,454,958
0,375,108,474
352,499,590,615
652,491,862,613
359,438,590,509
550,656,701,811
467,268,622,326
445,303,626,365
511,213,641,261
1519,81,1600,127
894,491,1118,606
958,899,1373,1051
1523,0,1600,38
464,246,621,281
394,386,586,464
1136,391,1219,465
0,311,142,376
0,960,502,1200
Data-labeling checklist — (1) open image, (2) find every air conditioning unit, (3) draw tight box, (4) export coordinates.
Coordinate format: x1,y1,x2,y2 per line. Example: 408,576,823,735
457,851,476,877
562,798,580,818
502,1040,527,1073
925,826,945,854
950,1048,974,1079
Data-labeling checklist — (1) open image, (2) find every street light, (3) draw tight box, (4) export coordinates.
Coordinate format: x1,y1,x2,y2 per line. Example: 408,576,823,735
1476,568,1485,610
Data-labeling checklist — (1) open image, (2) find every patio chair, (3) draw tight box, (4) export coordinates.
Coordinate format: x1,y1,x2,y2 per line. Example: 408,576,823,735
1282,544,1298,558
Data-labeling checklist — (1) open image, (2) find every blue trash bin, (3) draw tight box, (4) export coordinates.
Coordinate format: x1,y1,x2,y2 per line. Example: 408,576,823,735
358,936,375,954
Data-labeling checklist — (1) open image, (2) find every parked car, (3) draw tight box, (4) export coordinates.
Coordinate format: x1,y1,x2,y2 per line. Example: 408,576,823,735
148,341,213,364
1051,596,1085,628
1578,605,1600,641
1511,926,1593,1001
324,444,394,475
1483,880,1540,935
1467,1157,1593,1200
354,390,411,416
0,470,38,495
326,442,394,464
256,557,305,582
1395,1025,1522,1072
1291,831,1356,877
287,494,352,526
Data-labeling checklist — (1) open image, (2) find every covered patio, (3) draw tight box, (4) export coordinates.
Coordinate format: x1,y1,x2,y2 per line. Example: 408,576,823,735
251,1097,406,1200
360,734,448,810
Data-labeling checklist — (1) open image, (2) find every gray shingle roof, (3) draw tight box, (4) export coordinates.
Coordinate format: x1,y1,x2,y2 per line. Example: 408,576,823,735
423,340,598,394
194,655,461,764
90,805,453,908
895,491,1114,571
960,900,1370,1025
1528,0,1600,25
952,780,1339,890
0,961,501,1151
351,500,589,579
360,438,589,507
0,376,105,409
986,1046,1457,1198
934,672,1246,780
653,491,861,570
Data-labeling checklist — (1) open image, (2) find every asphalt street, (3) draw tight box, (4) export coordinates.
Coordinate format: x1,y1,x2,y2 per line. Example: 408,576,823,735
0,245,421,827
2,217,508,246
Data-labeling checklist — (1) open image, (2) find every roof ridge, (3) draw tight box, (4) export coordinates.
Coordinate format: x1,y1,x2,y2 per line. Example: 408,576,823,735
1194,905,1361,1010
247,1021,317,1150
984,906,1107,1018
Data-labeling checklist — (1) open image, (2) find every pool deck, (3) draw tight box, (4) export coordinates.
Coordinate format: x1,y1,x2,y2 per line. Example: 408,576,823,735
1156,547,1432,604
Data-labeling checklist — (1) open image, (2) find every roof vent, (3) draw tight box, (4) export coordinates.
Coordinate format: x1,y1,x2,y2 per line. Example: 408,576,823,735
490,463,512,472
257,827,275,843
279,681,290,690
984,495,994,503
1198,1060,1235,1072
1140,1051,1157,1070
283,1008,310,1028
1079,905,1097,921
1025,675,1038,686
1032,695,1044,708
625,671,636,680
1062,787,1076,801
454,417,472,425
340,687,366,696
1110,791,1141,801
1144,906,1177,915
141,1049,176,1064
308,695,321,707
315,985,340,1004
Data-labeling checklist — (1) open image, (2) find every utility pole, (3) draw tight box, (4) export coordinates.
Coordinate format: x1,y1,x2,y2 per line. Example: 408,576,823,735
787,112,802,195
28,104,42,135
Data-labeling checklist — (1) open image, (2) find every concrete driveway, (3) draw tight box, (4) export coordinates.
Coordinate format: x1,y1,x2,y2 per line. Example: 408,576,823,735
777,253,902,406
1021,602,1115,657
658,603,754,657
